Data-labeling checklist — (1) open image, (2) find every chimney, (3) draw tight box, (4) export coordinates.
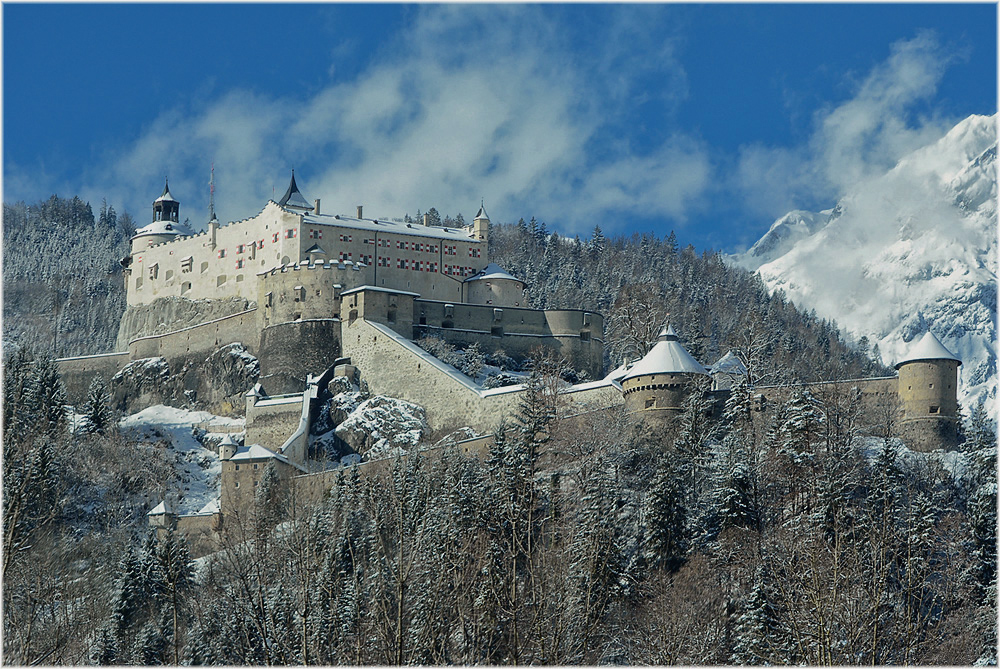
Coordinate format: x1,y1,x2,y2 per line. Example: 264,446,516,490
357,205,363,219
313,199,321,215
423,213,430,226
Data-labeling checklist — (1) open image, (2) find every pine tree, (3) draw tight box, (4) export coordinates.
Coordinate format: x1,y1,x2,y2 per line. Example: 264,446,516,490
641,458,687,572
730,565,794,664
31,354,67,436
81,373,113,434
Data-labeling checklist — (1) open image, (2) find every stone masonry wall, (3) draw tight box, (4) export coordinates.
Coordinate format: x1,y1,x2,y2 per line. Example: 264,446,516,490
128,309,260,360
56,352,131,406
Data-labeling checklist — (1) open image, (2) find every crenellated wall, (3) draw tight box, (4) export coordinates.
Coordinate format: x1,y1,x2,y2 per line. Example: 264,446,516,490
256,262,372,327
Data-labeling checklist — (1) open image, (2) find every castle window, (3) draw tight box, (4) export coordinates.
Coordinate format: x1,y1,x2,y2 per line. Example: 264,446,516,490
493,308,503,322
645,398,655,409
236,259,245,269
235,465,240,471
294,286,305,302
253,463,259,470
340,234,352,242
234,482,239,488
217,275,227,287
580,330,591,341
181,256,193,272
265,292,273,307
135,276,143,290
286,229,297,239
237,244,246,254
929,383,934,389
236,275,244,282
218,249,227,259
181,281,192,295
165,269,174,282
929,405,940,414
378,256,390,267
201,261,209,274
310,230,322,239
273,232,279,243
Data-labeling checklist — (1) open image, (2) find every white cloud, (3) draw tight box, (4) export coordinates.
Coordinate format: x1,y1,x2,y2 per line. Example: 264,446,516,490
76,5,708,236
736,32,959,218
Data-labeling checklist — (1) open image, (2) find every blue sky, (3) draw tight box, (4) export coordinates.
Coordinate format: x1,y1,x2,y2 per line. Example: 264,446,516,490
3,3,996,253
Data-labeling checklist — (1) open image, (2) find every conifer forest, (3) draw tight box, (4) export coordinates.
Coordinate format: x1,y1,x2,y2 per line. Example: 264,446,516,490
2,196,997,665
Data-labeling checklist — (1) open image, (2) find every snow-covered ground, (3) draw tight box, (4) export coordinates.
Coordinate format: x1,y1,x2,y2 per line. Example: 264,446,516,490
119,405,244,515
733,114,997,416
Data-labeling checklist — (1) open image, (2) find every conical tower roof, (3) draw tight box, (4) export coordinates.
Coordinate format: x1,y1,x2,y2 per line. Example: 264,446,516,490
154,179,178,203
474,201,489,220
895,331,962,369
277,171,312,210
621,325,708,382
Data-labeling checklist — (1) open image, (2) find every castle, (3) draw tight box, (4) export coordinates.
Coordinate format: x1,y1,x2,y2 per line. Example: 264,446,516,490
50,173,964,555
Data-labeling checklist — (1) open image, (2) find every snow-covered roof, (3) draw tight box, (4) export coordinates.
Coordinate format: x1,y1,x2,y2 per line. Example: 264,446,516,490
710,350,748,376
277,172,313,210
219,433,237,447
895,331,962,369
464,262,521,283
604,361,632,383
230,443,294,464
133,219,195,239
148,499,173,516
300,211,481,242
340,285,421,298
198,499,220,514
154,180,178,203
620,325,708,382
475,203,489,220
304,244,326,255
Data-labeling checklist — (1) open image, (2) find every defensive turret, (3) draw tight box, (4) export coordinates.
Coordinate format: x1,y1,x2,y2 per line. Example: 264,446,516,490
894,330,962,451
130,179,193,252
620,325,708,424
219,433,239,461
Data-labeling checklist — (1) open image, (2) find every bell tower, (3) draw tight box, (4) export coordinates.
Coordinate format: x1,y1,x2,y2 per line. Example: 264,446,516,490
152,178,180,223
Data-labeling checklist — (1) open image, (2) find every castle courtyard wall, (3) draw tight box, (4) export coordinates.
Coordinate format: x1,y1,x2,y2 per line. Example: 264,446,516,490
257,319,342,395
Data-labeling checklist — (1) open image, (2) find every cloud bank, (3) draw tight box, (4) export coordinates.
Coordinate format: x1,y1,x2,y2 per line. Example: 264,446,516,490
78,5,710,236
735,32,959,218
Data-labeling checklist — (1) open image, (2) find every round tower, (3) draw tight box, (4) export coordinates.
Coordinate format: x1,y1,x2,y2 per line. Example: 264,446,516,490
894,331,962,451
130,179,192,252
219,433,239,461
620,325,709,425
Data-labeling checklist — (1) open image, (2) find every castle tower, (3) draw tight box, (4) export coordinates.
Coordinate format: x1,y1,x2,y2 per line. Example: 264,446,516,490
277,170,313,211
130,179,193,252
153,179,180,223
620,325,709,425
219,433,238,461
473,201,490,243
894,331,962,451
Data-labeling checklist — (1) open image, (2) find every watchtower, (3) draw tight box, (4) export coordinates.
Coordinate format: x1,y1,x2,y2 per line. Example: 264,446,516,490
620,325,709,425
894,330,962,451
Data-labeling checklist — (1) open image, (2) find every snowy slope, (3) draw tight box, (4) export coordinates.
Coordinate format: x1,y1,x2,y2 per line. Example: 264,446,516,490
120,405,245,515
734,114,997,414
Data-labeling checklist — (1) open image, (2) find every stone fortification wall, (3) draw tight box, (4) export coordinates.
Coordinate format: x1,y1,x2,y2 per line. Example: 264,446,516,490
341,317,524,435
117,296,254,351
257,320,342,395
171,514,221,558
245,395,303,451
128,309,259,360
340,317,621,436
413,299,605,379
257,263,372,327
56,352,131,405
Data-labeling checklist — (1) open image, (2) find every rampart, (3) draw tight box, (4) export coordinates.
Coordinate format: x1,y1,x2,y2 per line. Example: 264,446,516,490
128,309,260,359
340,316,621,436
257,319,342,394
412,299,605,380
256,262,371,327
245,394,304,451
55,352,131,405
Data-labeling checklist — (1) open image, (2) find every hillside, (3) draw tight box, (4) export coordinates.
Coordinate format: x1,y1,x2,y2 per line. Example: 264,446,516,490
2,196,134,356
733,114,997,413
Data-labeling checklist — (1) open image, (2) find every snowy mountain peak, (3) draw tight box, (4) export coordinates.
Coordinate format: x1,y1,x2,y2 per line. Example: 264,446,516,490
733,113,997,415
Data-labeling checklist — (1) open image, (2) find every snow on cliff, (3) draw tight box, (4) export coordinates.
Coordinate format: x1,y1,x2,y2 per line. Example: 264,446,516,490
734,114,997,414
120,405,244,515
